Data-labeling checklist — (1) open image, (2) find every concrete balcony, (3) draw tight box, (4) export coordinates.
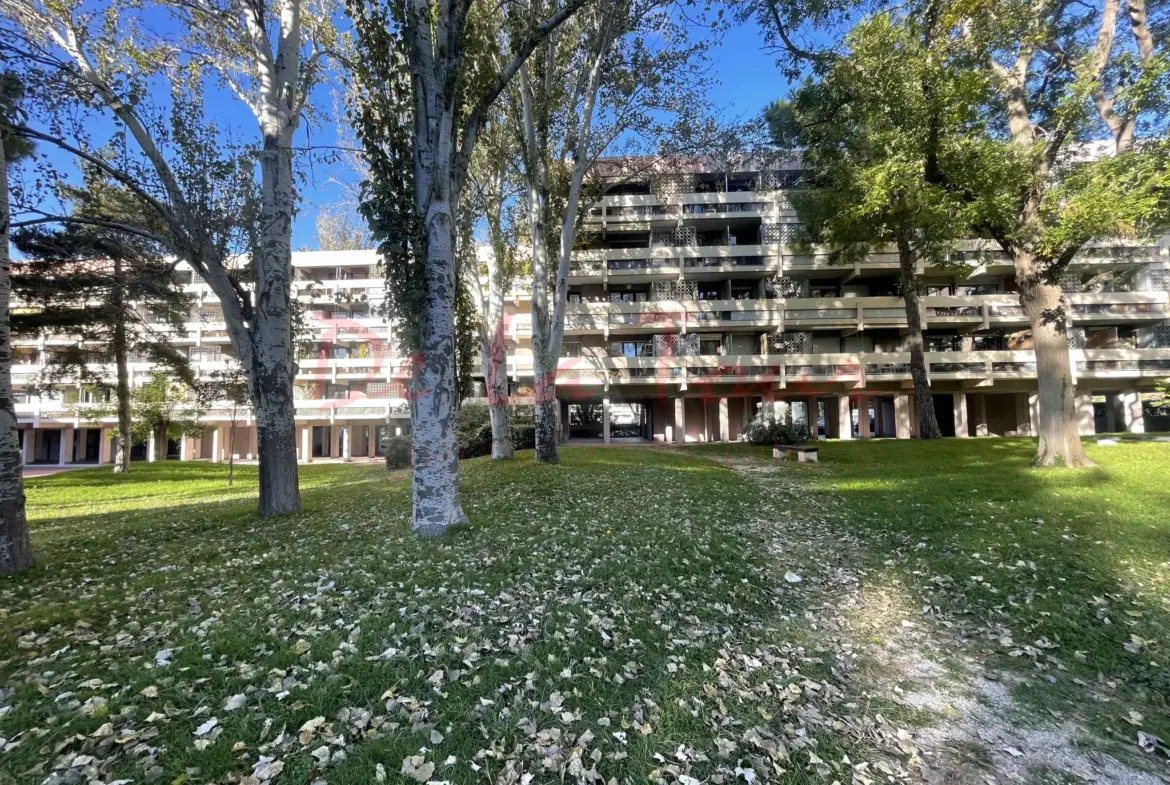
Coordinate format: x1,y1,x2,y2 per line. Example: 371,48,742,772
513,347,1170,391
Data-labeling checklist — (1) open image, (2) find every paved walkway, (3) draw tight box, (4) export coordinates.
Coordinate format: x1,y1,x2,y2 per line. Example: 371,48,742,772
22,465,86,478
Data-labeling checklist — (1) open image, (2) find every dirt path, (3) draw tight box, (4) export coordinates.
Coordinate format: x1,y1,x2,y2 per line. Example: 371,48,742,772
722,457,1169,785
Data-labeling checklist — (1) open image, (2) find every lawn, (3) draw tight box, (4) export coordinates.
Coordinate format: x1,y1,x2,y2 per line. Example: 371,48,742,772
2,440,1169,785
699,438,1170,747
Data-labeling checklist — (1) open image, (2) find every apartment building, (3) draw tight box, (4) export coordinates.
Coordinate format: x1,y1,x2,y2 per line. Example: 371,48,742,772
10,159,1170,465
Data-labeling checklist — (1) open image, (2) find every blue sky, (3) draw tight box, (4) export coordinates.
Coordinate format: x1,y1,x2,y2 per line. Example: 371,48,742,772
20,13,787,252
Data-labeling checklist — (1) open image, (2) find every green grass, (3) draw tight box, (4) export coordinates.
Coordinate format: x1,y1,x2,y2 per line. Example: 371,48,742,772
695,437,1170,743
0,450,865,785
4,439,1169,784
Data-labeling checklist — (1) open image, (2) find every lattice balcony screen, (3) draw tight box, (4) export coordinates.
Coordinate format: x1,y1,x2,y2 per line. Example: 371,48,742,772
650,280,698,301
189,346,221,362
1151,325,1170,348
1057,270,1082,293
650,174,695,197
1150,269,1170,292
651,226,696,248
1067,328,1086,349
761,223,802,244
651,333,699,356
764,276,808,298
768,331,812,355
761,170,807,190
127,350,153,363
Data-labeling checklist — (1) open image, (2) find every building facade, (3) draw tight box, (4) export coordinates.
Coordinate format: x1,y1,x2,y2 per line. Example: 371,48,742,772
11,161,1170,465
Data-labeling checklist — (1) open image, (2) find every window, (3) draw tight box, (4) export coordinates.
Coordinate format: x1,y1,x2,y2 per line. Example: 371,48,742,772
700,339,723,356
926,285,953,296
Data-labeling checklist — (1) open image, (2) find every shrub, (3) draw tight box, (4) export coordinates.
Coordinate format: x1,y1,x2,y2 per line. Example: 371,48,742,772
742,410,809,447
457,401,536,458
383,435,410,469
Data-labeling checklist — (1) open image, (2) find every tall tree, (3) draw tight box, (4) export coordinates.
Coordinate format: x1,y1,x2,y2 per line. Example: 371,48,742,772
3,0,332,513
0,71,33,575
954,0,1170,465
316,202,372,251
511,0,712,462
11,174,195,473
462,115,521,459
770,8,982,439
347,0,588,535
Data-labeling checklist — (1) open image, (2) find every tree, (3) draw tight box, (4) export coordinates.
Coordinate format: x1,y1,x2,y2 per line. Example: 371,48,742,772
0,71,33,574
347,0,589,535
462,115,521,459
316,202,372,251
510,0,713,462
3,0,333,513
197,365,250,485
953,0,1170,465
91,371,206,463
11,173,195,473
770,8,982,440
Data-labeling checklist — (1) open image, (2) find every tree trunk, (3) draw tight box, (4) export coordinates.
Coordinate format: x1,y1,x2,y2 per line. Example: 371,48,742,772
1015,254,1094,466
0,131,33,575
409,204,469,536
112,259,131,473
896,234,942,439
154,424,168,462
484,271,513,460
253,134,301,516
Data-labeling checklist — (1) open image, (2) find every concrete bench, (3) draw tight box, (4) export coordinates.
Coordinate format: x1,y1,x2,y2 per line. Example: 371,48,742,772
773,445,818,463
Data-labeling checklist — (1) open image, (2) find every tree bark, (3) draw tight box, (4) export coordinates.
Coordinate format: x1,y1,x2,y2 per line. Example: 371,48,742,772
410,205,469,536
0,130,33,575
112,257,131,473
1015,254,1094,466
252,135,301,516
896,234,942,439
484,309,513,460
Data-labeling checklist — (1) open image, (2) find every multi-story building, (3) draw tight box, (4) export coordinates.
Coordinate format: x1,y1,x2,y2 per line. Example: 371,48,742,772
11,159,1170,465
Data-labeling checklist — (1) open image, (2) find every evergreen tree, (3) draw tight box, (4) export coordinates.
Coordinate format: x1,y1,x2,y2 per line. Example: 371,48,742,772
11,173,195,472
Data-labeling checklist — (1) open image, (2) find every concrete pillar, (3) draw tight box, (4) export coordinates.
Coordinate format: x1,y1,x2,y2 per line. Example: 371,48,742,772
894,394,911,439
1028,393,1040,438
603,397,611,444
954,392,969,438
674,397,686,444
875,398,886,437
368,424,379,457
975,394,989,437
1119,389,1145,433
179,437,189,461
718,397,730,442
211,426,220,463
96,427,108,463
22,429,31,466
301,426,312,463
837,393,853,440
329,425,341,459
146,428,156,463
858,395,871,439
806,397,819,439
1075,393,1095,436
342,427,352,461
1013,393,1031,437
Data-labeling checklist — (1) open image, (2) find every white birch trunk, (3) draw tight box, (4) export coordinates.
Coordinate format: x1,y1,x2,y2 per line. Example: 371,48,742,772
410,201,469,535
0,130,33,573
252,133,301,515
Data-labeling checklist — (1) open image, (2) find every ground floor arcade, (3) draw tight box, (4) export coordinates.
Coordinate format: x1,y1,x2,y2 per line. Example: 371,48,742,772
551,384,1160,444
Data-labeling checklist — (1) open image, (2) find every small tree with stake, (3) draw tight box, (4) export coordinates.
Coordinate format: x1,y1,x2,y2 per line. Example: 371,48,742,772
89,371,206,463
197,365,250,485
